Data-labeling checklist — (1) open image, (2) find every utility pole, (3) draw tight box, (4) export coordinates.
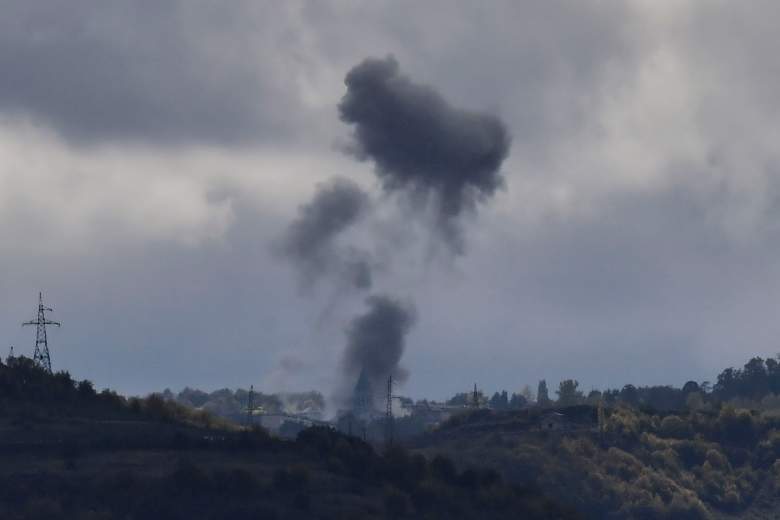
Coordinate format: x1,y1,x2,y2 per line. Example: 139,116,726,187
22,292,60,373
598,398,606,444
385,375,394,447
246,385,255,427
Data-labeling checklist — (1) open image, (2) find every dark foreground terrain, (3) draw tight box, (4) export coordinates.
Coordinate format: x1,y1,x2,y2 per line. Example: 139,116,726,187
4,355,779,519
0,356,576,519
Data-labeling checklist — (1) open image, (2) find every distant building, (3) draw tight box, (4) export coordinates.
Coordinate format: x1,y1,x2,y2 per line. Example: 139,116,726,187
410,401,465,427
537,411,570,431
254,413,329,435
535,407,598,432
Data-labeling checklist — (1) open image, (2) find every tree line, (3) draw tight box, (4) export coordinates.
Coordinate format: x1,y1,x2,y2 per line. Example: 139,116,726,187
444,354,780,413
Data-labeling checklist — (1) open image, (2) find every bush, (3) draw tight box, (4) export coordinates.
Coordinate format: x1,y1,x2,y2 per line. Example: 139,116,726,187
660,415,692,439
717,407,756,445
705,449,729,471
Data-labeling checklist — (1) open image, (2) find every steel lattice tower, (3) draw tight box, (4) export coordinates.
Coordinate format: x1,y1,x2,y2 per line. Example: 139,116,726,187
246,385,255,426
22,292,60,373
385,375,394,447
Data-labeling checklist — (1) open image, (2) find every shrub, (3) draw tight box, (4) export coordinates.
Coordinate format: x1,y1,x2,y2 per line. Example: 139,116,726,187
668,492,711,519
604,407,640,440
676,440,708,468
717,407,756,445
660,415,692,439
705,449,729,471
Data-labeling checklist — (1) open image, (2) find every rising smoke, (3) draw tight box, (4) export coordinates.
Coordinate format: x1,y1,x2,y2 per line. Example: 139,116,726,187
277,176,373,290
339,55,511,252
342,295,416,401
278,57,510,411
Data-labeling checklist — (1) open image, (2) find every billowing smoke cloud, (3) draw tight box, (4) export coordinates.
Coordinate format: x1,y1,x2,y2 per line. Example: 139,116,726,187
342,295,416,397
278,177,373,290
339,55,511,251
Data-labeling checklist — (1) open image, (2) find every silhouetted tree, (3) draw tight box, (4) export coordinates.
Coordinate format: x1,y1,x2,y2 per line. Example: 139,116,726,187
537,380,550,407
489,391,509,410
556,380,582,407
508,392,528,409
619,384,639,406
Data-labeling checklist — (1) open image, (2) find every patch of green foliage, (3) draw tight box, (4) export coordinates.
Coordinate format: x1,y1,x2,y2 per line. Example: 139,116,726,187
421,403,780,519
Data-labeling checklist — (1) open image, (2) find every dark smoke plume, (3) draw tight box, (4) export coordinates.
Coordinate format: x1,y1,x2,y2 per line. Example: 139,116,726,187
279,177,372,290
343,295,416,395
339,55,511,250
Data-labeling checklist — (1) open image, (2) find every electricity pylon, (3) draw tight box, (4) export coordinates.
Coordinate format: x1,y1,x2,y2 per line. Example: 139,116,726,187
385,375,397,447
246,385,255,426
22,292,60,373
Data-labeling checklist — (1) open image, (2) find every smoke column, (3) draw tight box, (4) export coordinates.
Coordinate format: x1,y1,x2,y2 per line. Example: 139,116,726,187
277,57,511,412
339,55,511,252
277,176,373,290
342,295,416,402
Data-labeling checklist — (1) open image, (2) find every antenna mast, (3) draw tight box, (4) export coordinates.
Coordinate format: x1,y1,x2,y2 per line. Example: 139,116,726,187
22,292,61,373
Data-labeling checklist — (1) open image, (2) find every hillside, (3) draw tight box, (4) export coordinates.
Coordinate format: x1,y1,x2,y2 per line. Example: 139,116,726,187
413,405,780,519
0,356,576,520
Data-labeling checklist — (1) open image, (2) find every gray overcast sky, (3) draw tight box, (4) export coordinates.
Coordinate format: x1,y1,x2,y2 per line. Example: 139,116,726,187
2,1,780,402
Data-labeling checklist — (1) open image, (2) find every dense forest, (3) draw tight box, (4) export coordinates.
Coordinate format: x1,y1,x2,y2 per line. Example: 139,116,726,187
418,402,780,518
413,354,780,519
461,355,780,415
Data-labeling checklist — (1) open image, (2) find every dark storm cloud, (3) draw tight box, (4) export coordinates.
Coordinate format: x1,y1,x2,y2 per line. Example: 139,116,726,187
278,177,373,290
342,295,416,391
0,1,294,145
339,56,510,250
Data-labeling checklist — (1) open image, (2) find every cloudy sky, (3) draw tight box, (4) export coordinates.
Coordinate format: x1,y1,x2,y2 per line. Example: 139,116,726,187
3,1,780,402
